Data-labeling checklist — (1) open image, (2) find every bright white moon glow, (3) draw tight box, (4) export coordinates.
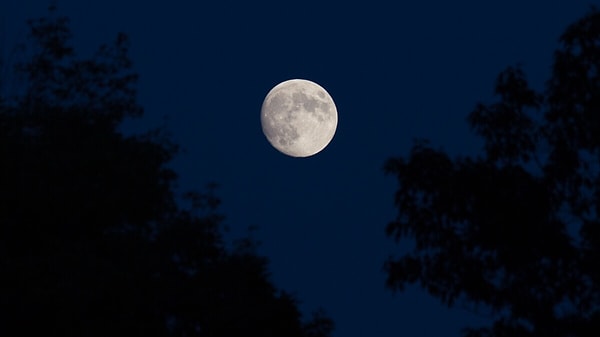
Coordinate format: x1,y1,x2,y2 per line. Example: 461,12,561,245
261,79,338,157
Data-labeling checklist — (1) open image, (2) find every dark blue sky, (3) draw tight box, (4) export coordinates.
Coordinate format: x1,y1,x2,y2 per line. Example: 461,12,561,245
1,1,593,336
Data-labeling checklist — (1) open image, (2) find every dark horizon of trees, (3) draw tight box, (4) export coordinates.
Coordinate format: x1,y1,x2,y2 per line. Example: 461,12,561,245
0,7,333,337
384,7,600,337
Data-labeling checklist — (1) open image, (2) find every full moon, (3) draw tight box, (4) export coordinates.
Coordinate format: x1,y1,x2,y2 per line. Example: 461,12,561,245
261,79,338,157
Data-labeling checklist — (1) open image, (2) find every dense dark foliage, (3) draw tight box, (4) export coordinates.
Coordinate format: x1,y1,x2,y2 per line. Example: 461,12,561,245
0,8,333,337
384,8,600,337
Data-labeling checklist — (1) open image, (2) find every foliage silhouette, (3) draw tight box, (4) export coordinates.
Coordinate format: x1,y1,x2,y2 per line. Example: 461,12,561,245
384,8,600,337
0,8,333,337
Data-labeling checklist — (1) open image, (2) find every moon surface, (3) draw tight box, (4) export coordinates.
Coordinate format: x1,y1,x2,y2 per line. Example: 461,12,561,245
261,79,338,157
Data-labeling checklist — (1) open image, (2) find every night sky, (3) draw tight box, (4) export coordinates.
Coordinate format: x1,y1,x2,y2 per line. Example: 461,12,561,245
1,1,593,336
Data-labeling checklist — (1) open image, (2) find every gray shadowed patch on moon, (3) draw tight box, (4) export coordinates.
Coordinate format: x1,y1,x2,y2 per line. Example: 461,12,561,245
263,93,300,146
290,92,329,122
301,96,319,112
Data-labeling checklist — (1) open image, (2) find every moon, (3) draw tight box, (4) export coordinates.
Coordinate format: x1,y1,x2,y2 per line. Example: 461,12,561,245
261,79,338,157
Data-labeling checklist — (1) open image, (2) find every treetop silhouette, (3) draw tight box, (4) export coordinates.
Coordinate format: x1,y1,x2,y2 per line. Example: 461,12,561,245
0,8,333,337
384,8,600,337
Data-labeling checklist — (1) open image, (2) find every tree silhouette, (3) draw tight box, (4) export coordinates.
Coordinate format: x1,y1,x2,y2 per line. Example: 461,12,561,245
0,8,333,337
384,8,600,337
